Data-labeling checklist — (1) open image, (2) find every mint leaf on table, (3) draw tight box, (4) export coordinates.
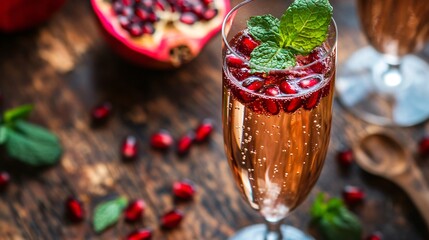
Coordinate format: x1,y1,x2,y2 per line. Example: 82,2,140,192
248,15,281,43
279,0,333,54
250,41,296,72
246,0,333,72
3,104,33,125
93,197,128,233
310,193,362,240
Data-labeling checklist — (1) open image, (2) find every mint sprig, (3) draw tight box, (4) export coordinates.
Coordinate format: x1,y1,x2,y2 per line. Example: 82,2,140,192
0,105,63,166
93,196,128,233
247,0,333,72
310,193,362,240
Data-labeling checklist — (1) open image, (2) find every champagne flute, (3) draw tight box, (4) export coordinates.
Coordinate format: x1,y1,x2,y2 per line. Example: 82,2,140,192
221,0,337,239
336,0,429,126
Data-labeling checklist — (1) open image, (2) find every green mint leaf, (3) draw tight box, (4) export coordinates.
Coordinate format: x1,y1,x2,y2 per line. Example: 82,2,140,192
3,104,33,125
93,197,128,233
248,14,281,43
250,41,295,72
0,126,8,144
310,193,362,240
279,0,333,54
4,120,62,166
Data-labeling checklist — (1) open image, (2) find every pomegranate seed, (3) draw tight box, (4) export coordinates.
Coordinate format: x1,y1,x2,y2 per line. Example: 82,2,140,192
238,90,255,103
147,12,158,22
303,91,321,110
242,77,264,91
298,78,320,89
321,81,331,97
0,171,10,190
202,8,218,20
264,86,280,96
173,180,196,200
418,136,429,156
118,16,131,29
126,229,153,240
124,199,146,222
65,196,84,222
280,81,298,94
129,24,143,37
160,209,184,229
135,8,149,20
155,0,166,11
239,36,258,55
91,102,112,126
365,232,383,240
121,135,139,161
191,3,205,17
150,130,173,150
113,2,124,14
264,100,280,115
283,98,302,113
195,119,213,142
140,0,153,8
142,23,155,34
337,149,353,166
226,55,245,68
230,67,250,81
202,0,213,5
342,185,365,205
177,133,195,156
121,7,134,17
180,12,198,25
121,0,133,6
309,49,326,73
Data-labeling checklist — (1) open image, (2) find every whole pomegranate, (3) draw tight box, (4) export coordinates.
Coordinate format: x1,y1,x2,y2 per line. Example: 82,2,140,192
0,0,66,32
91,0,230,68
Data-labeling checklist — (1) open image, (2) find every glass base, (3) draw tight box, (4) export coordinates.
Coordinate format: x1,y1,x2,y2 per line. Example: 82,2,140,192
336,46,429,126
229,224,314,240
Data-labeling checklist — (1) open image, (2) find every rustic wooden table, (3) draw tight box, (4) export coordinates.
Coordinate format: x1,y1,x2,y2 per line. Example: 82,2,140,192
1,0,429,239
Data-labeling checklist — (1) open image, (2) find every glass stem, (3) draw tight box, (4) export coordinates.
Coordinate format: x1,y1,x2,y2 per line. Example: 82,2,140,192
264,219,283,240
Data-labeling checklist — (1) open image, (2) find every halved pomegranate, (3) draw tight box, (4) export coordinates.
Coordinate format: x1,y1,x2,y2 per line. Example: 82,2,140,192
91,0,231,69
0,0,66,32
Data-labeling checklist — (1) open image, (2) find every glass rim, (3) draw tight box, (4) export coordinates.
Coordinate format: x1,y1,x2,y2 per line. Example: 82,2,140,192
221,0,338,72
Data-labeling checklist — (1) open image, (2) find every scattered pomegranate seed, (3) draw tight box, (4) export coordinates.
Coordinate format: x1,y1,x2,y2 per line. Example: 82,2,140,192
418,136,429,156
150,130,173,150
0,171,10,190
365,232,383,240
124,199,146,222
91,102,112,126
177,133,195,156
173,180,196,200
280,81,298,94
126,228,153,240
160,209,184,229
298,78,320,89
65,196,84,222
194,119,213,143
303,91,321,110
180,12,198,24
337,149,354,166
226,55,245,68
342,185,365,205
121,135,139,161
283,98,302,113
242,77,264,91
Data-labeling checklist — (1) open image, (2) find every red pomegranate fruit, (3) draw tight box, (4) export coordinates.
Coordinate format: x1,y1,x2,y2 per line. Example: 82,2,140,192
0,0,66,32
91,0,231,69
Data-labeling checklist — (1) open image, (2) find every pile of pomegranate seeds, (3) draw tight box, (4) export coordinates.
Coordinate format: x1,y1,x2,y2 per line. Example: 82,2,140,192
160,209,184,229
225,32,332,115
126,228,153,240
0,171,10,190
337,148,354,167
112,0,219,37
90,102,112,126
342,185,365,205
173,180,196,200
65,196,85,222
418,136,429,156
121,135,139,161
125,199,146,222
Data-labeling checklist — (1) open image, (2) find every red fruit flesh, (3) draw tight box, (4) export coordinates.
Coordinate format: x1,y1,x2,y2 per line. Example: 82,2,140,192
160,209,184,229
151,130,173,150
194,119,213,142
173,180,196,200
342,185,365,205
91,0,230,68
91,102,112,125
418,137,429,156
121,135,139,160
177,133,194,156
0,0,66,32
65,196,84,222
365,232,383,240
0,171,10,190
337,149,354,166
124,199,146,222
126,229,153,240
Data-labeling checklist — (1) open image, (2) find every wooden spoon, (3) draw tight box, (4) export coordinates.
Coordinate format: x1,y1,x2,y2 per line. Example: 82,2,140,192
354,130,429,229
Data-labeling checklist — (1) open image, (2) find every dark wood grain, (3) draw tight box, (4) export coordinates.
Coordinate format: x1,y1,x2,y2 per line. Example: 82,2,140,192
1,0,429,239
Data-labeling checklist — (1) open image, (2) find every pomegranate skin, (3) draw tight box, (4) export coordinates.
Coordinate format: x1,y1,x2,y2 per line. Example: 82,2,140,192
90,0,231,69
0,0,66,32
